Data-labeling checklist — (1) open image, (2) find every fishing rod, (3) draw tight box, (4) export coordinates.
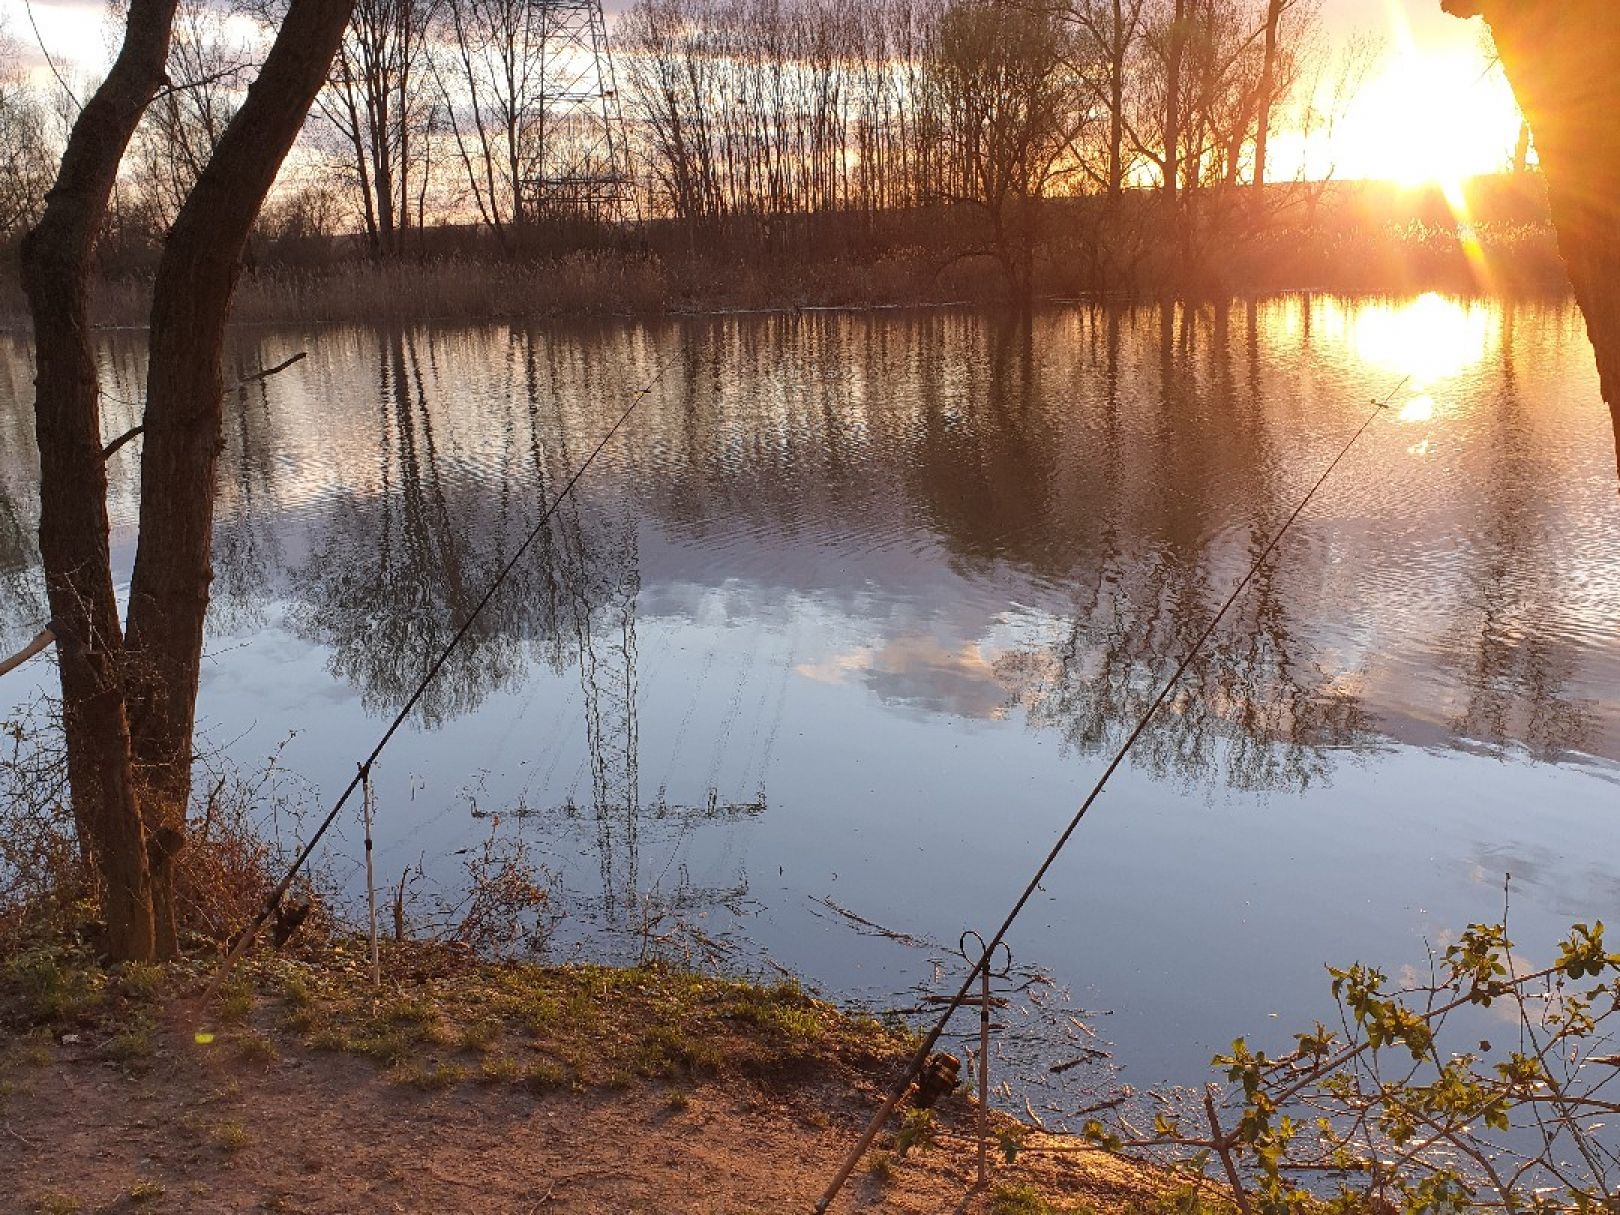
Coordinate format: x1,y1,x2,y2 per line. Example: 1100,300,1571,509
814,374,1409,1212
200,354,673,1005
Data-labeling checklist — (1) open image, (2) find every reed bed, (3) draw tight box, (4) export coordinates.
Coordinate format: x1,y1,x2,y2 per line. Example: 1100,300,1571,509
0,217,1570,334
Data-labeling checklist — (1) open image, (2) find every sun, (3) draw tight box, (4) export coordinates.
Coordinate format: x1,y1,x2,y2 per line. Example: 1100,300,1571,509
1327,3,1524,190
1346,62,1479,188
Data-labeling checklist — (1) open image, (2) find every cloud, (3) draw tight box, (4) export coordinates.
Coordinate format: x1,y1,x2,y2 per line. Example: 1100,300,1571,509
797,636,1011,720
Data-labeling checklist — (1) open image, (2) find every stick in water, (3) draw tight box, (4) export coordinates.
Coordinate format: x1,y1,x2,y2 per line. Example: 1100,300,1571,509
0,627,55,681
361,764,379,989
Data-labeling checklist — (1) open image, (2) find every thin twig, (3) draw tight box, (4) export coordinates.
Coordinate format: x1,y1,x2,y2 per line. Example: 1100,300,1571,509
235,351,307,387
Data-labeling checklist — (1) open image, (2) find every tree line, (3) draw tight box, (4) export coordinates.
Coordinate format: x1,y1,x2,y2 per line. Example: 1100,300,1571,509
2,0,1355,285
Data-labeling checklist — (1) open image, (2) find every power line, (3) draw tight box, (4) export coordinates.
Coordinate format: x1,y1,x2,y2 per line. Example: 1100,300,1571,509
814,376,1408,1212
201,354,672,1003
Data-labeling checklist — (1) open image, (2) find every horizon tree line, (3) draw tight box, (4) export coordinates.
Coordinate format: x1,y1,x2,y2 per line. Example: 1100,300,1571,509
0,0,1378,269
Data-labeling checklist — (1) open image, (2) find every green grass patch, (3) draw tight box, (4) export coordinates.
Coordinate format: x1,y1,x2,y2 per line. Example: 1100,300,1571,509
390,1059,464,1091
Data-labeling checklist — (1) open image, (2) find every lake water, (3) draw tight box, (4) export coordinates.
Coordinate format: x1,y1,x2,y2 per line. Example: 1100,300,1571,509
2,294,1618,1116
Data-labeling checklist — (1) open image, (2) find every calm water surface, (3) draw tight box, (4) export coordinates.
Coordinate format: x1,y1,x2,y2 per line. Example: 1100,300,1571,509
2,294,1617,1109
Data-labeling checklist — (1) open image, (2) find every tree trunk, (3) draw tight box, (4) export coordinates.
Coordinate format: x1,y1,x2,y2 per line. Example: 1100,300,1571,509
1252,0,1284,193
19,0,181,963
1108,0,1125,199
1163,0,1187,203
125,0,357,957
1443,0,1620,484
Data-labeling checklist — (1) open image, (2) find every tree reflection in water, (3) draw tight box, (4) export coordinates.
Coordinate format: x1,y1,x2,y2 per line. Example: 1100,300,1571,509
959,304,1377,793
0,299,1614,909
0,481,44,652
288,329,562,725
1443,300,1598,759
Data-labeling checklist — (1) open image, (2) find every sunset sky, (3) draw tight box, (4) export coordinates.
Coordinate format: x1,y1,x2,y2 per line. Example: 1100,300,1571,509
1,0,1525,188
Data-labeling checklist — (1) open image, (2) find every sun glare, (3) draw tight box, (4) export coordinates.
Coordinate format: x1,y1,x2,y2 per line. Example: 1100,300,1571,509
1327,2,1523,190
1313,292,1493,387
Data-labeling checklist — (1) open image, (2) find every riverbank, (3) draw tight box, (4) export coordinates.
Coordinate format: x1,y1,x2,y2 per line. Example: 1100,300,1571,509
0,175,1573,332
0,936,1178,1214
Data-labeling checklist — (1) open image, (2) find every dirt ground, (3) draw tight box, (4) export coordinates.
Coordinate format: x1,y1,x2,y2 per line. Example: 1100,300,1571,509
1,1008,1161,1214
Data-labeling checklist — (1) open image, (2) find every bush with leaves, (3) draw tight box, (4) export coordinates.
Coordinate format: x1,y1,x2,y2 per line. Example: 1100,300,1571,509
1085,916,1620,1215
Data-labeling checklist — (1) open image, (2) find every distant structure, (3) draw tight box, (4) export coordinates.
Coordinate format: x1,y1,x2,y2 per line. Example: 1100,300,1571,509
527,0,634,224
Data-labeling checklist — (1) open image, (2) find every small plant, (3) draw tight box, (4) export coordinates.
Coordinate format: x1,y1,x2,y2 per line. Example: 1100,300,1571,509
30,1195,82,1215
457,1020,499,1053
215,983,254,1025
3,941,104,1023
894,1107,937,1158
390,1059,463,1091
524,1060,568,1092
128,1178,165,1203
116,963,165,1003
477,1055,521,1085
100,1017,156,1066
213,1120,250,1154
7,1029,53,1069
990,1184,1059,1215
867,1150,896,1183
1088,916,1620,1215
233,1032,278,1064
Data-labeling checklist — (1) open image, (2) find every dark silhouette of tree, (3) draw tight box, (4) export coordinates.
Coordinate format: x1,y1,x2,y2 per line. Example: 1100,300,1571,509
21,0,355,960
931,0,1086,301
1443,1,1620,485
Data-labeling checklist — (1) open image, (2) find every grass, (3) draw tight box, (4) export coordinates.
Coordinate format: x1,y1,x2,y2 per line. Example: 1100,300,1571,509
992,1184,1070,1215
3,940,106,1024
128,1179,165,1203
239,939,902,1097
233,1031,278,1064
100,1017,157,1067
389,1059,465,1091
0,174,1573,336
476,1055,521,1085
26,248,969,331
212,1119,250,1153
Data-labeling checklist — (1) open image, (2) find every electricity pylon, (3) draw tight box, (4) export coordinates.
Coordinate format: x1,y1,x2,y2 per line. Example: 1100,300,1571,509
529,0,634,224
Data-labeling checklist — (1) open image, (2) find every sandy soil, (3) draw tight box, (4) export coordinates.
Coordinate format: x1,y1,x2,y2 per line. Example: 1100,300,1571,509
1,1009,1160,1214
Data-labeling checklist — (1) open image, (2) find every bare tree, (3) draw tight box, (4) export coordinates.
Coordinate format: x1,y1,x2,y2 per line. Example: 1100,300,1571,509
0,27,56,245
316,0,440,255
931,0,1086,301
21,0,356,961
1064,0,1147,199
435,0,547,243
126,2,256,237
20,0,179,963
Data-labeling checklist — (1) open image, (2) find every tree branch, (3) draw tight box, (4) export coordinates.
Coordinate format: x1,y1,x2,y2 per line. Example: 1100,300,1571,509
0,627,56,680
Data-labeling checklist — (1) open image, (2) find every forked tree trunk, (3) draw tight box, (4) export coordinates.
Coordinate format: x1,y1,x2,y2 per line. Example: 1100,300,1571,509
19,0,181,962
23,0,354,961
125,0,358,958
1443,0,1620,484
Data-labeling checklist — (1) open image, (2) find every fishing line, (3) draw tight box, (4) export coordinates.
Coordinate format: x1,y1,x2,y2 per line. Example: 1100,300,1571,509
814,375,1409,1212
200,352,675,1004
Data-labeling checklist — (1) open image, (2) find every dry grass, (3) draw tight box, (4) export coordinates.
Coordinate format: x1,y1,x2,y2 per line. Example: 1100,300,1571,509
6,249,984,332
0,206,1571,335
